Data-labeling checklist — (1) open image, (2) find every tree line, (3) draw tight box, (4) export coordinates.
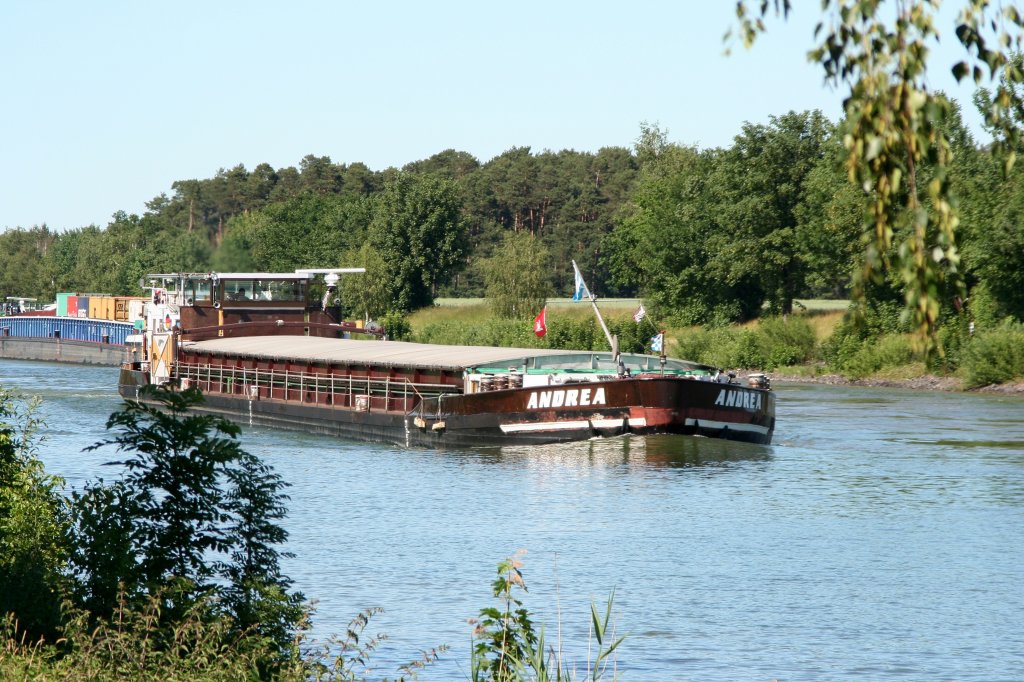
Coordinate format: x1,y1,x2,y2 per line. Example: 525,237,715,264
0,146,633,311
1,101,1022,342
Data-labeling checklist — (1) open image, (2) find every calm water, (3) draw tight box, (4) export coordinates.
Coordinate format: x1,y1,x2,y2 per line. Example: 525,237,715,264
2,359,1022,681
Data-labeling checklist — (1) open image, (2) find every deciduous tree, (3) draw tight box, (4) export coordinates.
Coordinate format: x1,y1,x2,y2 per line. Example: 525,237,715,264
733,0,1024,353
368,173,467,311
714,110,832,315
482,232,552,319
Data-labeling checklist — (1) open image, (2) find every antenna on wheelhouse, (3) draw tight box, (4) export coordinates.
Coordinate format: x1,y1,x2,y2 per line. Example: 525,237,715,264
295,267,366,311
572,259,618,363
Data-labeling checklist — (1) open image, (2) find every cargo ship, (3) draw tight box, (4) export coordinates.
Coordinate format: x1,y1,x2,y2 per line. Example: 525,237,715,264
0,293,142,365
117,269,776,447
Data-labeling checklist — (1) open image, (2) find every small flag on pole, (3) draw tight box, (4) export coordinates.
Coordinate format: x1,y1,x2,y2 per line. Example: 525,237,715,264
571,260,589,302
650,332,663,353
533,307,547,337
633,303,646,323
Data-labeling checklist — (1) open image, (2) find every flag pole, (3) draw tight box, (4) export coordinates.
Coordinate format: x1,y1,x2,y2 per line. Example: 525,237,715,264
634,302,666,365
659,330,667,374
572,260,616,358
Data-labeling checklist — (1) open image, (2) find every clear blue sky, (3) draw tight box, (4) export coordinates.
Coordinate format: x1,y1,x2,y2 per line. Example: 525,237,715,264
0,1,986,231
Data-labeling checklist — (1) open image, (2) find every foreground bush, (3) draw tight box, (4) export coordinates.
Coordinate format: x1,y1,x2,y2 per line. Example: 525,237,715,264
1,598,444,682
0,389,68,644
71,386,304,658
2,599,275,682
2,556,620,682
0,385,305,676
2,388,622,681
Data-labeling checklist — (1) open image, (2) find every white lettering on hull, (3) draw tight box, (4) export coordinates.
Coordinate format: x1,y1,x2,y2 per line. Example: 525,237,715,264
713,389,763,411
526,387,607,410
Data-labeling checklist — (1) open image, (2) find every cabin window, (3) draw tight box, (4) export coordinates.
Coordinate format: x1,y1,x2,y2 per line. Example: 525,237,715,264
184,278,212,304
266,280,305,302
223,279,305,303
225,281,255,301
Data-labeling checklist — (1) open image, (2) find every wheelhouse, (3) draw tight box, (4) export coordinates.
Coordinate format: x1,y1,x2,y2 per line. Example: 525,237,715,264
145,272,312,310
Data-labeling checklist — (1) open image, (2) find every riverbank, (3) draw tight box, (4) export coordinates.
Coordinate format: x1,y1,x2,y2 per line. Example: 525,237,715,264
768,369,1024,395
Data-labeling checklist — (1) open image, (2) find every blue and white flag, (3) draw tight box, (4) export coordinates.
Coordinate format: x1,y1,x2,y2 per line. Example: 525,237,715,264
571,260,590,302
650,332,663,353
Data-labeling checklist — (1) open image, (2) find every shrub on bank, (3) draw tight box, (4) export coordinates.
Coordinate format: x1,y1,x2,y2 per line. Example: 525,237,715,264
380,312,412,340
671,317,816,370
414,314,652,354
757,316,818,367
959,323,1024,388
835,333,917,376
415,318,547,348
825,314,985,379
931,322,968,374
821,316,910,377
825,332,915,379
675,327,765,368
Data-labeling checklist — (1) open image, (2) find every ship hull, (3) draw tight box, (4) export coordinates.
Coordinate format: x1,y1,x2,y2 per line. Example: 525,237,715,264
119,368,775,447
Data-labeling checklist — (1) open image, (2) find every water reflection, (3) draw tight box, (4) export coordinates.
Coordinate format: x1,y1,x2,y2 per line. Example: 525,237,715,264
639,433,772,467
477,433,772,469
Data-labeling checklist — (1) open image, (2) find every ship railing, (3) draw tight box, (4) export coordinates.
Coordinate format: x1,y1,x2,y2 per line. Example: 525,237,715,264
174,363,459,413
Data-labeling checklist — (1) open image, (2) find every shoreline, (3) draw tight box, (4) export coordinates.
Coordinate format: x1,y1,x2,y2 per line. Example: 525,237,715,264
767,371,1024,395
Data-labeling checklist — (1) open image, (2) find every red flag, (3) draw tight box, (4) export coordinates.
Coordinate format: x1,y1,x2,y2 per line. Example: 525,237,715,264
533,307,547,337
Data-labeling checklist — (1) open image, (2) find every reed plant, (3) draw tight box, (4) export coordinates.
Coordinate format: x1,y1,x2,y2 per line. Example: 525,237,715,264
470,552,624,682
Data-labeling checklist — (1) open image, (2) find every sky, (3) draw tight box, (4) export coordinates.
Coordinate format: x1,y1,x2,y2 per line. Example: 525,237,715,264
0,1,989,232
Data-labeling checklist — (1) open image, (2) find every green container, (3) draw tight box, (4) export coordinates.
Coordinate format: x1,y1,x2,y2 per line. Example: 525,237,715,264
56,292,74,317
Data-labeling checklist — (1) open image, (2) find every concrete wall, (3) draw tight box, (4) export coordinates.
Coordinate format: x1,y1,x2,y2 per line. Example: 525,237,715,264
0,337,126,366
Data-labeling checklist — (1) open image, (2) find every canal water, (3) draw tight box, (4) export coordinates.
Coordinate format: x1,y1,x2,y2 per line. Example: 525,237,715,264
2,359,1022,681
